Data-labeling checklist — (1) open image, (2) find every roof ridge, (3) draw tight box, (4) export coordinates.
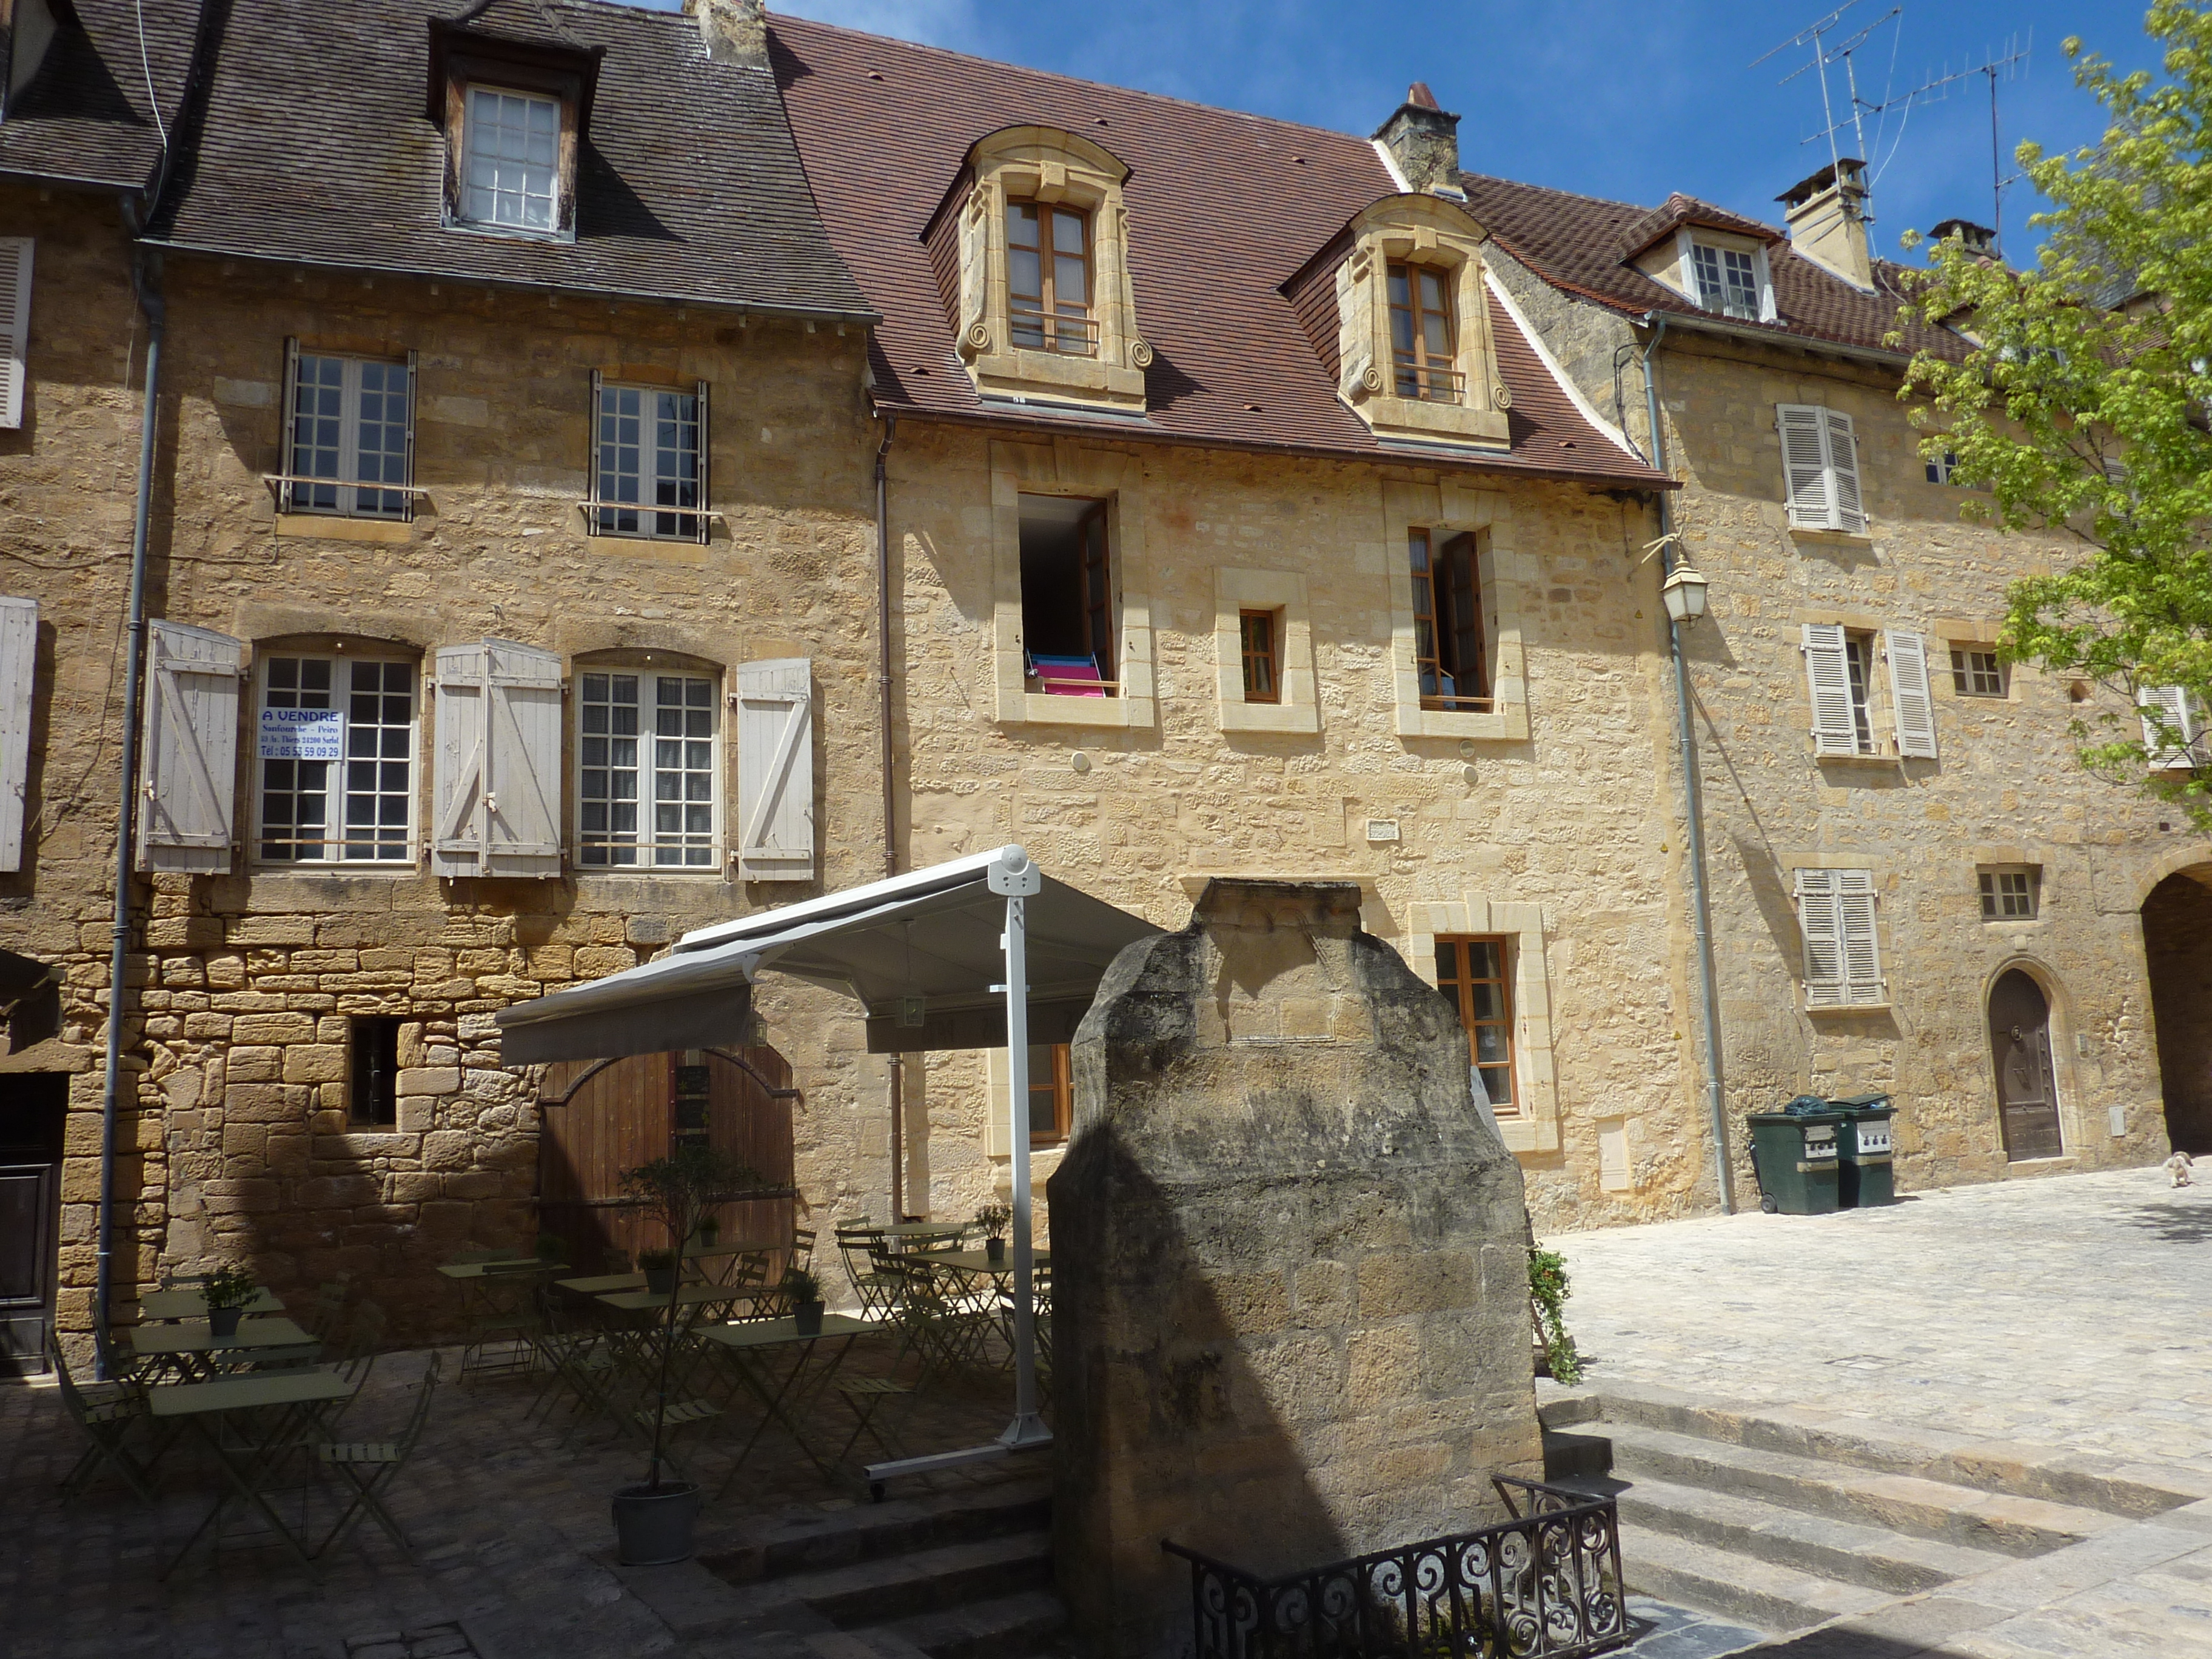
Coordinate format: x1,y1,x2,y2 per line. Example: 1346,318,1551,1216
766,10,1385,153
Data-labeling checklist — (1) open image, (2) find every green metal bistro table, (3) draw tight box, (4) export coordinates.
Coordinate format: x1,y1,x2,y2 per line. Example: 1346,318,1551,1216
697,1314,885,1487
912,1248,1050,1278
435,1257,566,1281
140,1285,284,1322
130,1315,317,1381
150,1368,358,1575
442,1258,561,1380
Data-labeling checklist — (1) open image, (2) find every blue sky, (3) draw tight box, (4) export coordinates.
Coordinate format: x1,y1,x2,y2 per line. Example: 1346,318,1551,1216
633,0,2172,264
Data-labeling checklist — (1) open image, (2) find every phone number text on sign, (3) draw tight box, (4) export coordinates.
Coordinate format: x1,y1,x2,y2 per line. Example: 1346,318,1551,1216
258,707,345,761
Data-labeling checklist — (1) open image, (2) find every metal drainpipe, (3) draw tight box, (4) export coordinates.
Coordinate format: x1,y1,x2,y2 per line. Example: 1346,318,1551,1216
1639,314,1735,1215
875,415,905,1221
96,247,166,1375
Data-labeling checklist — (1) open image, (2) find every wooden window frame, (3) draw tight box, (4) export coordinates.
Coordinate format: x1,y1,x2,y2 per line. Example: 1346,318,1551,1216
1387,259,1463,404
1979,868,2038,920
1435,935,1517,1115
1006,197,1098,358
1028,1041,1073,1145
1842,630,1877,754
1410,528,1491,712
588,373,711,545
280,341,419,522
1238,609,1280,705
575,663,723,871
441,55,582,240
1950,646,2006,697
253,649,418,868
1690,241,1761,319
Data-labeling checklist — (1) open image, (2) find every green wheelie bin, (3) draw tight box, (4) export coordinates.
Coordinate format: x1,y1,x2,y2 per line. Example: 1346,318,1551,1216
1746,1107,1846,1213
1829,1092,1898,1208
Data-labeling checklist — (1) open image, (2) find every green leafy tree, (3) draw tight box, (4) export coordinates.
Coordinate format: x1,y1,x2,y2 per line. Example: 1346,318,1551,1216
1897,2,2212,816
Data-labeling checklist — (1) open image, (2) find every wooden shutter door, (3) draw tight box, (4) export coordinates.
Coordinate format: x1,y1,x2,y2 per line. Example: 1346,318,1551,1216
0,239,32,431
0,597,33,871
2140,685,2196,769
1836,870,1882,1005
1824,409,1865,532
432,640,562,877
138,622,243,873
1778,404,1830,529
1801,624,1859,755
735,658,813,883
1885,629,1939,759
1079,506,1113,682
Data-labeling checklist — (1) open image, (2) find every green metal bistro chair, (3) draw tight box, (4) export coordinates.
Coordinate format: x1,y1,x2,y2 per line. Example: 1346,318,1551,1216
313,1353,443,1560
460,1259,546,1382
50,1323,165,1503
836,1224,900,1322
302,1273,352,1341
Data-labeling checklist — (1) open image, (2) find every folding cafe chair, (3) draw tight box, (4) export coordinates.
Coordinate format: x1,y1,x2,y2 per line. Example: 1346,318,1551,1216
313,1353,443,1560
49,1322,167,1503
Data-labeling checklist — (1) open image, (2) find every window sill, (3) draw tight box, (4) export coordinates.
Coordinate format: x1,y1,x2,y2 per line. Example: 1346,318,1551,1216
441,218,576,247
1813,748,1897,766
1352,391,1510,449
999,689,1150,730
1789,526,1874,549
1804,999,1891,1015
274,514,415,544
970,344,1146,412
1396,701,1529,742
1497,1116,1559,1155
250,861,417,876
1219,700,1319,736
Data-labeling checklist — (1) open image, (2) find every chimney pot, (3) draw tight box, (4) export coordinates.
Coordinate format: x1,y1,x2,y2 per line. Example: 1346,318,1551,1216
1407,81,1439,111
684,0,766,67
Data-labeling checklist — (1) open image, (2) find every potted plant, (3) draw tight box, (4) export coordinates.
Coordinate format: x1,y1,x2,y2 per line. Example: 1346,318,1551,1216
1527,1244,1583,1385
535,1230,566,1262
974,1200,1013,1264
784,1265,825,1335
611,1144,761,1567
695,1212,721,1249
203,1264,256,1340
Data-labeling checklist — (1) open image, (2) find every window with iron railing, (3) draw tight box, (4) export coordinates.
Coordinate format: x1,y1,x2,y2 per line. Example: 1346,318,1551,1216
1388,261,1461,403
1007,199,1096,357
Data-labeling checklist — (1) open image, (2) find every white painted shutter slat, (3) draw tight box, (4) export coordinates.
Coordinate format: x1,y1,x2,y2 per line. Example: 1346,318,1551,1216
0,238,32,431
1778,404,1830,529
1837,869,1883,1005
0,595,35,871
736,657,814,882
1796,869,1845,1007
1885,629,1939,759
2140,685,2197,771
433,639,563,877
138,621,243,873
1825,408,1865,532
1802,624,1860,756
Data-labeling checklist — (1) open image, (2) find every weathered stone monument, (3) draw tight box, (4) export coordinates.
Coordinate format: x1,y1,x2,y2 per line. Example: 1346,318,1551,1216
1048,879,1543,1659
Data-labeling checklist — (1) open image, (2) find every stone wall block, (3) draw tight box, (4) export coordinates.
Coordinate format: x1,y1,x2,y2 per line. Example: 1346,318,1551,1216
229,917,317,947
232,1012,318,1046
398,1067,460,1096
146,916,223,950
282,1044,347,1084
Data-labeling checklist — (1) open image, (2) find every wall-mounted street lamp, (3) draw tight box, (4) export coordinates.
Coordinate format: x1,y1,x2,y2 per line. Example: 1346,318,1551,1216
1661,562,1709,626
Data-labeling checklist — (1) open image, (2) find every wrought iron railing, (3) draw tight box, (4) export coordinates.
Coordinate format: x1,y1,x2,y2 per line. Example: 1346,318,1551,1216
1163,1478,1628,1659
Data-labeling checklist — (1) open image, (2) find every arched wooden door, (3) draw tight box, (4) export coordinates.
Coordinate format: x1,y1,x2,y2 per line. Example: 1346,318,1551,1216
1989,970,2063,1162
537,1046,798,1273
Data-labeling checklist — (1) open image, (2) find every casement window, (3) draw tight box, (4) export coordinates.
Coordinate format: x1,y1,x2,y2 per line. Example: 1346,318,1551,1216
138,622,244,875
1980,868,2038,920
2139,685,2205,771
1007,199,1095,356
283,344,417,520
0,237,32,429
1238,610,1280,705
348,1016,401,1126
1691,241,1761,320
1389,261,1462,404
577,669,719,869
1027,1042,1073,1145
589,375,708,543
1019,494,1116,697
0,595,33,873
431,640,563,878
1951,647,2006,697
1796,868,1884,1008
1436,936,1515,1113
1777,404,1866,534
463,85,560,231
1926,451,1963,485
1412,529,1489,711
256,653,417,865
1801,623,1875,756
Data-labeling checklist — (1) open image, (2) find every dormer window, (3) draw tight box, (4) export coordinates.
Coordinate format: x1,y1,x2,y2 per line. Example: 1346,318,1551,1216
1691,241,1760,320
1389,261,1461,403
426,2,604,244
464,86,561,231
1008,199,1095,356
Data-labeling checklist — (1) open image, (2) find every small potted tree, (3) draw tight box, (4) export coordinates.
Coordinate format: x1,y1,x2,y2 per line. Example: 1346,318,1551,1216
974,1200,1013,1264
203,1264,256,1340
611,1144,760,1567
783,1265,825,1334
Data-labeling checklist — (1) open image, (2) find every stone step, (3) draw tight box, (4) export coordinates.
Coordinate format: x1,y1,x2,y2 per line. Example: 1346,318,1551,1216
869,1588,1067,1659
701,1480,1053,1586
1617,1523,1891,1635
798,1532,1056,1629
1600,1473,2016,1594
1603,1422,2119,1558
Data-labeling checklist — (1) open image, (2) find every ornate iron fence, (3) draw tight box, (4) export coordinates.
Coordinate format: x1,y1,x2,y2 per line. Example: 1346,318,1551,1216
1162,1477,1628,1659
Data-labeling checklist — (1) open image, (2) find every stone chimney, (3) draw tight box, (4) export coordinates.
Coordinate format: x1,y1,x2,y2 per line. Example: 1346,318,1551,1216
1373,81,1463,198
1777,157,1872,289
684,0,766,67
1929,218,1999,260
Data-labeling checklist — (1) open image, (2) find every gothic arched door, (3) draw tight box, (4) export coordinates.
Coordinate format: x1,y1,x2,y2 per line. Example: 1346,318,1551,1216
1988,970,2063,1162
536,1047,798,1273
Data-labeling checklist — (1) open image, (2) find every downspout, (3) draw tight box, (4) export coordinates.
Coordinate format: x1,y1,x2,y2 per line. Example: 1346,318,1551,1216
1638,314,1735,1214
96,243,165,1375
876,415,905,1221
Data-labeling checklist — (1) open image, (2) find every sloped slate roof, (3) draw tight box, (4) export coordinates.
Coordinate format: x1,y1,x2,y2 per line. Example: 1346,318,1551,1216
0,0,204,192
139,0,871,319
770,15,1664,487
1461,172,1966,362
1616,192,1783,258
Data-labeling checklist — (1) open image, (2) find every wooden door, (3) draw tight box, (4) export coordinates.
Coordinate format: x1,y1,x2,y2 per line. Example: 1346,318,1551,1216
0,1076,65,1375
536,1046,798,1275
1989,970,2063,1162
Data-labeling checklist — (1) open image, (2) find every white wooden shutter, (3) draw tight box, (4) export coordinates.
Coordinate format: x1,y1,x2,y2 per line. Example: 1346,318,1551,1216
735,657,814,882
137,621,242,873
2139,684,2199,771
1885,629,1939,759
1824,409,1865,532
432,639,563,877
0,596,34,871
0,238,32,430
1801,624,1860,755
1796,869,1845,1006
1778,404,1830,529
1836,870,1883,1005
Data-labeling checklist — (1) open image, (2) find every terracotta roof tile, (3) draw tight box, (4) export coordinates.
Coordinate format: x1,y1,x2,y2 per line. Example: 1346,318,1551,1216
1616,192,1783,257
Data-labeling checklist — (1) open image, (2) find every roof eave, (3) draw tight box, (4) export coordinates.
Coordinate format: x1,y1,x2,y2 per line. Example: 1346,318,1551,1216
1638,307,1920,369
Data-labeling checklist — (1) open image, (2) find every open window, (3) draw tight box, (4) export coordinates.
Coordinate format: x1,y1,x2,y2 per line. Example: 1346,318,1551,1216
1436,936,1515,1114
1007,199,1095,357
1238,610,1281,704
1410,528,1489,711
1028,1042,1073,1145
1389,261,1461,404
1019,494,1115,697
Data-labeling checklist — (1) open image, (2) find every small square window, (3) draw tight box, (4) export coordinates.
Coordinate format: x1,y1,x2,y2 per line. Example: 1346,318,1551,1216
1238,610,1279,704
1691,241,1761,319
349,1016,401,1126
1979,869,2038,920
1926,451,1962,484
1951,648,2006,697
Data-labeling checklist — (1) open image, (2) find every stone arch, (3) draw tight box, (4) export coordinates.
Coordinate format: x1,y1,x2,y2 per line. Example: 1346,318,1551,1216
1979,956,2077,1163
2140,864,2212,1154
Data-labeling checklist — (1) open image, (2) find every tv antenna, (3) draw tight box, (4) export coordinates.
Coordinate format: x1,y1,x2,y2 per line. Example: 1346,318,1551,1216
1755,4,1904,226
1866,35,2032,255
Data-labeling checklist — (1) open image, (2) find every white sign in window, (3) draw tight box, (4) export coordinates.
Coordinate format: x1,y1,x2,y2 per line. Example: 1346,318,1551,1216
258,706,344,760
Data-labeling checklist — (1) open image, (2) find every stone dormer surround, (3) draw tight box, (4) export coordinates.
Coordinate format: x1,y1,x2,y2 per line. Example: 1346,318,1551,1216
1335,193,1509,449
950,126,1151,412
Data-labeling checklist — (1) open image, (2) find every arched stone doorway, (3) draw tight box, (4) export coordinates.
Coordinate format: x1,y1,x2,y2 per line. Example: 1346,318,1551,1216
1988,968,2064,1162
2143,869,2212,1155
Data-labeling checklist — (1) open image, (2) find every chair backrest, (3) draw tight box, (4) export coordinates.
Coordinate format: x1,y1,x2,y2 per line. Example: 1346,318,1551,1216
392,1352,443,1456
341,1299,387,1364
789,1227,816,1274
306,1274,352,1338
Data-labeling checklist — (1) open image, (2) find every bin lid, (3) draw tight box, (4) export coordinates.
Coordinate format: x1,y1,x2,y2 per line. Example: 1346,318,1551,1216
1830,1092,1895,1112
1747,1110,1848,1125
1779,1093,1835,1118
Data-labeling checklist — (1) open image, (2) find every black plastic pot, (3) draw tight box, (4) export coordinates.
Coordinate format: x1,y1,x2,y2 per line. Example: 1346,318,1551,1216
985,1236,1006,1263
612,1480,700,1565
644,1265,677,1295
794,1299,824,1335
208,1304,243,1339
